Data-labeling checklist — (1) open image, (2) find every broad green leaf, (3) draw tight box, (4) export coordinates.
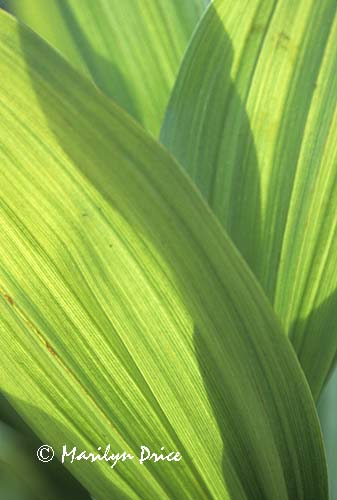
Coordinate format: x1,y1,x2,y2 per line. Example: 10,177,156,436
0,420,54,500
161,0,337,400
0,394,90,499
318,367,337,500
0,416,88,500
0,10,328,500
5,0,209,136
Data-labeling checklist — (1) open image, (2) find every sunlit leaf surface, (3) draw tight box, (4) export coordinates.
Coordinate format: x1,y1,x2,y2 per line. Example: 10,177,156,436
0,10,328,500
161,0,337,400
6,0,209,135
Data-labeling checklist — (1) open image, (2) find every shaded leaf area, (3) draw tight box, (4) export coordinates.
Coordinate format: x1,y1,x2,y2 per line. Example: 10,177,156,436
318,367,337,500
161,0,337,400
0,418,48,500
0,415,71,500
0,11,328,500
0,394,90,500
5,0,209,135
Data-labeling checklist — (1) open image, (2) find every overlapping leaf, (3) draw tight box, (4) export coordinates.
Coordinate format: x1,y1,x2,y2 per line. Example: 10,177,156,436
318,371,337,500
161,0,337,401
0,394,90,499
5,0,209,135
0,419,65,500
0,10,328,500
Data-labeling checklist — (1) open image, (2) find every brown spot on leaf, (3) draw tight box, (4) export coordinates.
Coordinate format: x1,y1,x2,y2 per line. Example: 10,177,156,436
4,293,14,305
46,343,57,356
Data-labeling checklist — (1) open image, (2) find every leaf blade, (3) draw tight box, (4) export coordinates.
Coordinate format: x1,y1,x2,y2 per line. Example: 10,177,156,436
0,10,328,499
161,0,337,400
6,0,209,135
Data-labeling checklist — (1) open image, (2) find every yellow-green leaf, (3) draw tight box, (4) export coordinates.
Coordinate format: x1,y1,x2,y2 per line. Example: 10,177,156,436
5,0,208,135
0,10,328,500
161,0,337,400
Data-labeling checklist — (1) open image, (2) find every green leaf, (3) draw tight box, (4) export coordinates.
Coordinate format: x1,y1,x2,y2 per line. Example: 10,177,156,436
0,10,328,499
5,0,208,136
0,394,91,499
318,367,337,500
0,420,54,500
161,0,337,400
